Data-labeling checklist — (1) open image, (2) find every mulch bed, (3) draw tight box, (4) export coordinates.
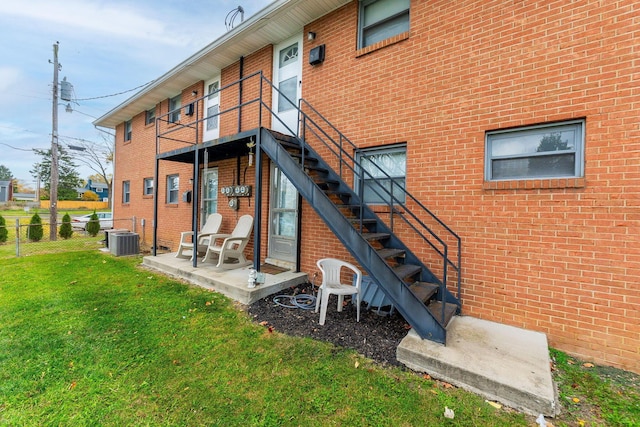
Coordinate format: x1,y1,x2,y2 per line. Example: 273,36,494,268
247,282,410,367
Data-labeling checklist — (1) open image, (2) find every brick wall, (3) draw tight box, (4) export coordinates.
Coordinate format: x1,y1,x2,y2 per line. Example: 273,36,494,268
112,0,639,373
300,0,639,372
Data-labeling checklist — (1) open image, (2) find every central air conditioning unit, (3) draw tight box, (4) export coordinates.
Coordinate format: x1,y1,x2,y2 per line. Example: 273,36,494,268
109,232,139,256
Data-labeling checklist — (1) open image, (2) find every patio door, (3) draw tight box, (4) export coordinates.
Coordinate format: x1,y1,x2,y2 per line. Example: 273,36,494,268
268,164,298,265
272,34,302,135
201,168,218,227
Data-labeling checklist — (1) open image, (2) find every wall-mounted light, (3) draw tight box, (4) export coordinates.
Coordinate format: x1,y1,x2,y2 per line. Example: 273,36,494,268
307,31,316,41
309,44,325,66
191,90,198,96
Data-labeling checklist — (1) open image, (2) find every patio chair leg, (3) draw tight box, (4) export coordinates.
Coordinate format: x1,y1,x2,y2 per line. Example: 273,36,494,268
318,291,330,325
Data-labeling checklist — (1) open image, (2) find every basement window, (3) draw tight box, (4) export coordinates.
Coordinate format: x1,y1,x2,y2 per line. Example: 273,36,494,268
485,120,585,181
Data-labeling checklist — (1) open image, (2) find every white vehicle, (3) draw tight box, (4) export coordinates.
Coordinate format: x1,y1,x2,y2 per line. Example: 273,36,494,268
71,212,113,230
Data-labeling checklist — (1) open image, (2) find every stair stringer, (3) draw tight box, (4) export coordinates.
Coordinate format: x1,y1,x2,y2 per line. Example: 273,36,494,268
260,128,449,343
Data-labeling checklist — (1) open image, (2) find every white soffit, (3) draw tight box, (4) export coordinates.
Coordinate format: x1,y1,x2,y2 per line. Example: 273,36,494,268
95,0,350,128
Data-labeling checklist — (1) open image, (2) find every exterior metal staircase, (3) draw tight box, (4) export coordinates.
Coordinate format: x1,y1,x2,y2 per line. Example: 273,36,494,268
259,106,462,344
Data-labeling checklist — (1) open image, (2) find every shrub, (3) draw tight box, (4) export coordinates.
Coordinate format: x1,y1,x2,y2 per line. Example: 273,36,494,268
0,214,7,243
82,190,99,201
28,212,44,242
86,211,101,237
59,213,73,239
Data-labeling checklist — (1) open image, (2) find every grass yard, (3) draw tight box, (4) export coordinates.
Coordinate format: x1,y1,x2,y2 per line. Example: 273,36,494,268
0,251,637,426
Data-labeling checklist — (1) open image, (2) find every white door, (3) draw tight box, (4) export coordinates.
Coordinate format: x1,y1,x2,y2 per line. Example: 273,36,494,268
201,168,218,227
272,35,302,135
268,165,298,264
203,77,220,141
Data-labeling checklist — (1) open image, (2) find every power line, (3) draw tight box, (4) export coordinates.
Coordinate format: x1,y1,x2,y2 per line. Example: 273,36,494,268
74,80,155,101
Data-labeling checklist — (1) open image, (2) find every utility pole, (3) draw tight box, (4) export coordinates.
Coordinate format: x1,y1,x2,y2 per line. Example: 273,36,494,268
49,42,60,241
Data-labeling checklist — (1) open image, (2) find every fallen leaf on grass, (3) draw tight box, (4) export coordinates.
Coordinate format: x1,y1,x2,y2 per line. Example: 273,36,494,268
572,397,580,403
577,419,585,426
485,400,502,409
205,301,212,306
423,374,431,380
441,381,454,389
444,407,455,419
172,359,181,365
354,361,360,369
582,362,594,368
69,280,77,285
567,359,575,365
268,326,274,333
68,381,77,390
259,321,269,326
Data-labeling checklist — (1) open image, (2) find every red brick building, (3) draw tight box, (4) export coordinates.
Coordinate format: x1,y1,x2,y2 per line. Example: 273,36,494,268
96,0,639,373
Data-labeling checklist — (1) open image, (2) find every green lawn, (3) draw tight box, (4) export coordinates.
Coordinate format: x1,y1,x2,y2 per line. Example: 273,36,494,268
0,251,637,426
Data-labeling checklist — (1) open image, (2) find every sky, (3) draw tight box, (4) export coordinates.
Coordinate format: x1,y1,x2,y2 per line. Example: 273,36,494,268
0,0,272,187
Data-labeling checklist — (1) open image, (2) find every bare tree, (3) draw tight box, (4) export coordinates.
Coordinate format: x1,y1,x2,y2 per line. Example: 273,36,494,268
67,132,114,207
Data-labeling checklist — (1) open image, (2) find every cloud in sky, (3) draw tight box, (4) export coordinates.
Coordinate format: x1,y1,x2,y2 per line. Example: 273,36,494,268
0,0,271,184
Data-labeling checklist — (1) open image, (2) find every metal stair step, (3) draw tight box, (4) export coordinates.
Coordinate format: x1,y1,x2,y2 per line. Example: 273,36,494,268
377,248,405,260
361,232,391,241
409,282,439,302
393,264,422,280
427,301,458,327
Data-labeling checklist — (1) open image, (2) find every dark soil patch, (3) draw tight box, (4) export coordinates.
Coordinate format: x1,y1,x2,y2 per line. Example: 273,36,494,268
248,282,410,366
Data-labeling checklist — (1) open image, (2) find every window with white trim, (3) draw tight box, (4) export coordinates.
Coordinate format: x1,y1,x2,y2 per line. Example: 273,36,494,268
145,107,155,125
124,120,132,141
122,180,130,203
166,174,179,204
169,95,181,123
358,0,410,49
485,120,585,181
356,144,406,204
143,178,154,196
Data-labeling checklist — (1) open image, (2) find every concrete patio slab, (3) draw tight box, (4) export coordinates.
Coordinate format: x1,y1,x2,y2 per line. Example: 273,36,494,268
142,252,307,304
397,316,557,416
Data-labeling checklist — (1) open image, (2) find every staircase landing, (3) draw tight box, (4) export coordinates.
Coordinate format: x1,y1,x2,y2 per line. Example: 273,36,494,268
397,316,557,416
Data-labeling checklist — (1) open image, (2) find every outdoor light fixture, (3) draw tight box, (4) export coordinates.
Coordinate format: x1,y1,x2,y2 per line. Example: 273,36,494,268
191,90,198,96
309,44,325,65
307,31,316,41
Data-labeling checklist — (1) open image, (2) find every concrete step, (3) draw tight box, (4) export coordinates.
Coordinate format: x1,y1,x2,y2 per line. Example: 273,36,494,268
397,316,557,416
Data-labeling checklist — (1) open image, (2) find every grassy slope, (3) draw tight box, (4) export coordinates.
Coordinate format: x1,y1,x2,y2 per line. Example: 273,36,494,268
0,252,527,426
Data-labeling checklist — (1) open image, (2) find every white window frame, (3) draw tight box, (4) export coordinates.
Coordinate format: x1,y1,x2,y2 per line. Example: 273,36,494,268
124,120,132,141
122,180,130,203
485,119,585,181
145,107,156,125
358,0,410,49
143,178,154,196
356,144,407,204
166,174,179,204
169,95,181,123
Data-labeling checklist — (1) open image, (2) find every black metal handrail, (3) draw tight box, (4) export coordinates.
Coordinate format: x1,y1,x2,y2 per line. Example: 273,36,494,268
294,98,462,312
153,70,461,316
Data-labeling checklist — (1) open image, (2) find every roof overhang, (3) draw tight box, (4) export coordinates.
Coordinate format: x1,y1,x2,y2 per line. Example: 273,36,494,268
94,0,350,129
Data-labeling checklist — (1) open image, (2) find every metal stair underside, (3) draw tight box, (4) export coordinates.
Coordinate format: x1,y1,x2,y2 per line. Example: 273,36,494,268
260,128,460,344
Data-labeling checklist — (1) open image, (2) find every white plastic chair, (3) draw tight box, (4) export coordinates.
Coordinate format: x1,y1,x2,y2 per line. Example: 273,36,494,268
315,258,362,325
202,214,254,268
175,213,223,259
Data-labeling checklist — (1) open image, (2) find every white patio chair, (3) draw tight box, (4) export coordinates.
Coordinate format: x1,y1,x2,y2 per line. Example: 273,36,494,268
315,258,362,325
202,214,254,268
175,213,223,259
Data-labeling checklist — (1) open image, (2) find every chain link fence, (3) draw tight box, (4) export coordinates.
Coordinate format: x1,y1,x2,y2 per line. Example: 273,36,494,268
0,216,141,258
